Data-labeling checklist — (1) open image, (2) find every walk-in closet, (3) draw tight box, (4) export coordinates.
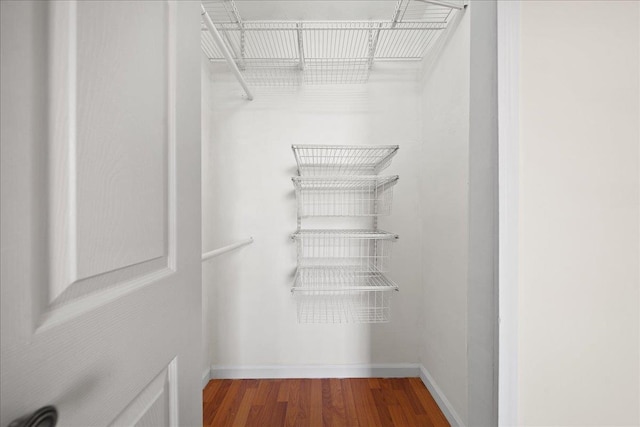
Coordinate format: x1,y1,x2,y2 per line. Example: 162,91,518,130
200,1,497,425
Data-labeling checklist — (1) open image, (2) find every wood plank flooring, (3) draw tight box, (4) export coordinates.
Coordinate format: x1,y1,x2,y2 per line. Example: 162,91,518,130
203,378,450,427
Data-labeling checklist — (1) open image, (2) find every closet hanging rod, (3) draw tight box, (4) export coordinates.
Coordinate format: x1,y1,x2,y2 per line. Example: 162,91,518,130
201,5,254,101
202,237,254,261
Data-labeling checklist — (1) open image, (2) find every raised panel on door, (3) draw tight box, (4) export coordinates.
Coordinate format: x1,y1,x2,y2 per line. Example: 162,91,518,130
75,0,169,280
109,358,178,427
44,0,177,330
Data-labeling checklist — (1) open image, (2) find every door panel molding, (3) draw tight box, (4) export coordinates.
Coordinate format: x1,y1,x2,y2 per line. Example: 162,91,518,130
109,357,179,427
37,0,178,332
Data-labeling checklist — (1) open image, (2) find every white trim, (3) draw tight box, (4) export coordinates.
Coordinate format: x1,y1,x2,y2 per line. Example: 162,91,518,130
210,363,420,379
419,365,465,427
167,357,179,427
497,1,520,426
202,367,211,390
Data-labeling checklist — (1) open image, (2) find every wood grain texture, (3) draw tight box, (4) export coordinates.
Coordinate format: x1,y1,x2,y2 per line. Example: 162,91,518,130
203,378,450,427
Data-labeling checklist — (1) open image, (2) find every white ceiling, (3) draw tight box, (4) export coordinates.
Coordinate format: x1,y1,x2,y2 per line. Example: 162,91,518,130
231,1,399,21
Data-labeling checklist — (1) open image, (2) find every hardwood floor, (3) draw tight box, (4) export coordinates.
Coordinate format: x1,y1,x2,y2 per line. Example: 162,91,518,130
203,377,450,427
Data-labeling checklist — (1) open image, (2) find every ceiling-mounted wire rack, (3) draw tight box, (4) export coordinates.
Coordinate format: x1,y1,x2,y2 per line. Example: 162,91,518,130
201,0,464,87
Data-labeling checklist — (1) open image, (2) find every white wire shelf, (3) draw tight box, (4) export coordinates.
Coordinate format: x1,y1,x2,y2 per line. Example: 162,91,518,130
292,145,399,176
295,293,393,323
238,59,372,86
292,230,398,272
292,175,399,217
293,268,398,292
201,0,463,86
292,268,397,323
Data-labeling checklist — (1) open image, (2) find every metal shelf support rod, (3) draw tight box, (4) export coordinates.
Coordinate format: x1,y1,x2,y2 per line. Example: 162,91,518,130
415,0,465,10
201,5,254,100
296,23,305,70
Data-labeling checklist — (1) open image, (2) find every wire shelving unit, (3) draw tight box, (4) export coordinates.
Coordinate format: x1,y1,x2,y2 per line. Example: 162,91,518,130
201,0,464,86
291,145,400,324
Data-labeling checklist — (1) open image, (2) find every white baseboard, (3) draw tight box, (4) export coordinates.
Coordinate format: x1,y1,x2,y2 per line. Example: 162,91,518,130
202,367,211,389
210,363,420,379
419,364,465,427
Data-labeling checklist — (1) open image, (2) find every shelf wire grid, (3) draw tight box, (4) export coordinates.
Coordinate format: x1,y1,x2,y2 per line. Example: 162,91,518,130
292,145,399,176
201,0,459,85
392,0,458,24
293,268,398,293
295,292,392,323
293,268,397,323
292,175,399,217
292,230,397,272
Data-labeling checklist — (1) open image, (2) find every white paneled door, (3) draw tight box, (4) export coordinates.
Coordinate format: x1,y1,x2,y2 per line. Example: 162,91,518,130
1,1,202,426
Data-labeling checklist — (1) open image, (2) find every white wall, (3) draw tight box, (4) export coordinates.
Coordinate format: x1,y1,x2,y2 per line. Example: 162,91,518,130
418,8,470,426
518,1,640,425
201,64,424,368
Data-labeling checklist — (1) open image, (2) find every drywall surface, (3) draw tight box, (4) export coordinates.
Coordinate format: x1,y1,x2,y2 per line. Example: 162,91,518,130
518,1,640,425
467,2,498,426
202,64,423,367
418,8,470,426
